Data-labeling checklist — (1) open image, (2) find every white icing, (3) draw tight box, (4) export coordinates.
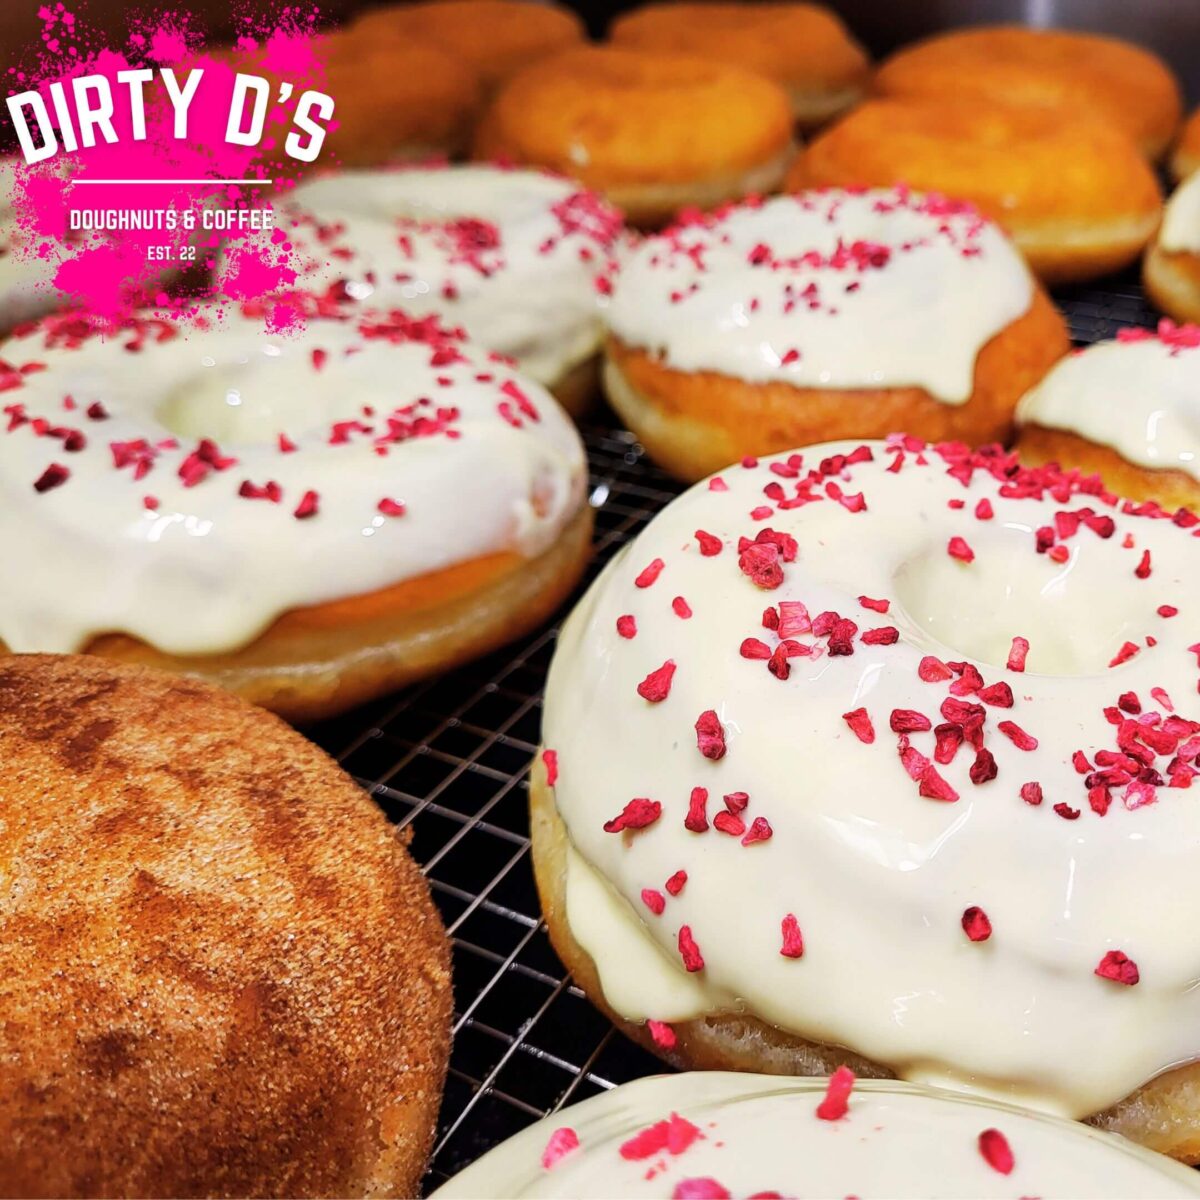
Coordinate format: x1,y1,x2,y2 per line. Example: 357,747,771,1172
433,1072,1200,1198
270,166,622,388
1161,171,1200,253
543,440,1200,1119
604,188,1034,403
0,307,585,655
1017,335,1200,482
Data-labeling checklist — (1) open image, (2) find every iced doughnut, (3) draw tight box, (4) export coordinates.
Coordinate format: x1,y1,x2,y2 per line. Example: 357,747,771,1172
0,303,590,720
1145,172,1200,329
603,187,1069,481
277,165,624,413
434,1072,1200,1198
1017,323,1200,510
534,437,1200,1161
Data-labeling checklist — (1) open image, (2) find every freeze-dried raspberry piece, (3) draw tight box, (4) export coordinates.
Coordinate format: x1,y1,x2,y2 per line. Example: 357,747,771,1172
738,542,784,589
918,655,953,682
815,1066,855,1121
843,708,875,743
638,661,677,702
978,682,1014,708
740,637,771,659
541,1127,579,1170
641,888,666,915
978,1129,1014,1176
713,810,746,837
665,870,687,896
947,536,975,562
1007,637,1030,672
671,1181,730,1200
933,723,963,765
685,787,709,832
647,1019,676,1050
861,626,899,645
635,558,665,588
890,709,932,733
1020,782,1043,806
678,926,705,972
970,748,998,784
1095,950,1139,985
695,530,723,556
741,817,773,845
962,906,992,941
695,710,727,759
780,914,804,958
998,721,1038,751
919,764,959,802
777,599,812,638
723,791,749,813
542,749,558,786
617,614,638,639
827,617,858,655
604,798,662,833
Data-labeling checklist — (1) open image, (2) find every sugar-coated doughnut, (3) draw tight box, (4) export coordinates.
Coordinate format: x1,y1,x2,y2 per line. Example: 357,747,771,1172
322,31,484,165
350,0,585,93
1017,323,1200,511
874,25,1182,161
791,100,1163,284
277,165,623,413
1171,107,1200,182
0,654,451,1197
474,46,796,229
610,2,869,129
1145,172,1200,328
603,188,1069,481
434,1072,1200,1198
0,304,590,720
535,437,1200,1161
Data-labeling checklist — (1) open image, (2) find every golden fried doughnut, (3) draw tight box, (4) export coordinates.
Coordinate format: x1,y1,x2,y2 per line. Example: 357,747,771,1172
1145,171,1200,326
791,99,1162,284
473,46,796,228
874,25,1182,161
1171,106,1200,181
0,654,451,1196
609,2,869,129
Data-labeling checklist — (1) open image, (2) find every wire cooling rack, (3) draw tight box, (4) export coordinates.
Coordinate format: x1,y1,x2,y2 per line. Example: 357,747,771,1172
308,273,1163,1194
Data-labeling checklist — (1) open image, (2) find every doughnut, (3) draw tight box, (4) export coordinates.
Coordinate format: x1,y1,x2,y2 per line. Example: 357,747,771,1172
275,165,623,414
534,436,1200,1161
322,30,484,165
349,0,585,94
790,100,1163,285
434,1072,1200,1198
609,2,869,130
603,187,1069,482
0,304,590,721
1017,323,1200,511
473,46,796,229
0,654,450,1196
1171,107,1200,181
1145,172,1200,328
874,26,1182,161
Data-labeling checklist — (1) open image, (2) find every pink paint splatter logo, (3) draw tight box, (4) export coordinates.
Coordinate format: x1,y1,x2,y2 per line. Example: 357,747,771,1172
2,3,336,323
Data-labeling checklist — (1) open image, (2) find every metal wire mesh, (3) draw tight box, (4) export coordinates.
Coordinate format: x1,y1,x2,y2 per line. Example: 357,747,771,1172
307,275,1162,1194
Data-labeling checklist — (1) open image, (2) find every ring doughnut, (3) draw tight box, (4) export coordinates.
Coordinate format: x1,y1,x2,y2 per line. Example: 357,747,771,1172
603,187,1069,481
1017,323,1200,511
0,304,590,720
535,437,1200,1161
791,100,1163,285
473,46,796,229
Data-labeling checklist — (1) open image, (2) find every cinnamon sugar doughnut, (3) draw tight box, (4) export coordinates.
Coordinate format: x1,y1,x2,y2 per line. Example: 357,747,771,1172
610,2,869,129
350,0,585,93
603,188,1069,482
534,437,1200,1162
0,304,590,720
0,654,450,1197
874,26,1182,161
1145,171,1200,328
1017,323,1200,511
1171,107,1200,182
435,1073,1200,1198
473,46,796,228
791,100,1163,284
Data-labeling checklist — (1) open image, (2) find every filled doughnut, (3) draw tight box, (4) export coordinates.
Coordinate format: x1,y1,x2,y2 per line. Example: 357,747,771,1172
791,100,1163,284
0,654,451,1197
609,2,869,130
434,1072,1200,1198
349,0,585,94
1171,106,1200,182
1145,172,1200,328
473,46,796,228
0,304,590,721
277,165,623,413
603,187,1069,482
1017,323,1200,510
874,26,1182,161
534,437,1200,1161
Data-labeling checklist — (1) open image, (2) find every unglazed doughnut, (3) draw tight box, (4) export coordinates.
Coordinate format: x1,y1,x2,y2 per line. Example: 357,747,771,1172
434,1072,1200,1198
1145,172,1200,328
874,25,1182,161
1017,323,1200,510
473,47,796,229
603,188,1069,482
322,30,484,164
791,100,1163,284
609,2,869,130
0,654,450,1197
350,0,585,93
534,437,1200,1161
0,305,590,720
276,165,623,413
1172,107,1200,182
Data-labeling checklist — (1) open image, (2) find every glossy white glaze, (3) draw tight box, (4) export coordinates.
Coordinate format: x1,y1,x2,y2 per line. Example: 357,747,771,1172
275,166,622,387
605,188,1034,402
1161,171,1200,254
0,306,585,655
543,439,1200,1119
1018,330,1200,481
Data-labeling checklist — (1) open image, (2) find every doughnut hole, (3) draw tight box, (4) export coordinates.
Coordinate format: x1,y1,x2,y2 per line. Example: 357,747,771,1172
892,524,1151,676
